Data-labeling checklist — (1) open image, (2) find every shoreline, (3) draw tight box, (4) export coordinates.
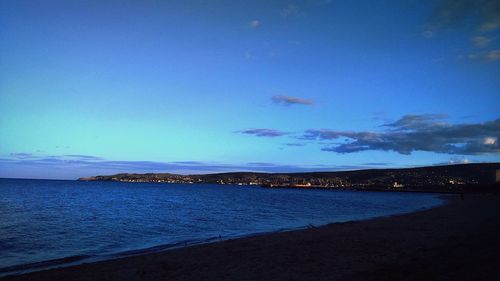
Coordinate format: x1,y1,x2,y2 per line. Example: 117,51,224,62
0,225,311,277
0,191,446,277
4,192,500,281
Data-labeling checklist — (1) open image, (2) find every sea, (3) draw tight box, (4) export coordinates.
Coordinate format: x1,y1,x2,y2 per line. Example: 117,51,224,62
0,178,444,275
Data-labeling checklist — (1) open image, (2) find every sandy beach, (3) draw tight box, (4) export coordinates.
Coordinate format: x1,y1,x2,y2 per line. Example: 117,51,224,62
2,192,500,281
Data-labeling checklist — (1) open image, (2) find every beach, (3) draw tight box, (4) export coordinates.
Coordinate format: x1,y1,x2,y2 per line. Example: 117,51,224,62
2,192,500,281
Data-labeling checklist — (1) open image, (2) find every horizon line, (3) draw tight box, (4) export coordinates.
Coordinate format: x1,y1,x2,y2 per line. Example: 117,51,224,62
1,162,497,181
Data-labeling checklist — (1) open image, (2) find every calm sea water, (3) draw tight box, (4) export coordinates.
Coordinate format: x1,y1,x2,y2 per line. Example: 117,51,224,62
0,178,443,275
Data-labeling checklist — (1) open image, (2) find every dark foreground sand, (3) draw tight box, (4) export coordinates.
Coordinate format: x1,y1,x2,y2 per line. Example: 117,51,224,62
3,193,500,281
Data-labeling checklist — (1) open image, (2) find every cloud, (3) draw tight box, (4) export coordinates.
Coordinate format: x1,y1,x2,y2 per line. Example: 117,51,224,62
426,0,500,32
382,114,449,130
434,156,471,165
482,50,500,60
271,95,313,106
449,157,470,164
248,20,260,28
237,128,289,137
0,154,367,179
302,115,500,155
479,16,500,32
285,143,306,147
244,50,255,60
8,153,103,161
422,30,435,38
471,36,491,47
424,1,500,60
427,0,477,29
64,154,103,160
10,152,35,159
280,4,300,18
484,136,498,145
468,50,500,62
361,162,389,166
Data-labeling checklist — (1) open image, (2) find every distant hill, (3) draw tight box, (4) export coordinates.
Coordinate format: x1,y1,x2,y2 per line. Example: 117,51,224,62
79,163,500,193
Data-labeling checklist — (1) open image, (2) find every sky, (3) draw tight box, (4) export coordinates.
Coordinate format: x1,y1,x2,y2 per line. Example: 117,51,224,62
0,0,499,179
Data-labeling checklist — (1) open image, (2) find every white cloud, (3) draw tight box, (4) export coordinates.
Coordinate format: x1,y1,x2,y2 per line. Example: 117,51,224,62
448,157,470,164
484,137,497,145
244,51,254,60
480,18,500,32
280,5,300,18
422,30,435,38
471,36,491,48
248,20,260,28
468,50,500,62
484,50,500,61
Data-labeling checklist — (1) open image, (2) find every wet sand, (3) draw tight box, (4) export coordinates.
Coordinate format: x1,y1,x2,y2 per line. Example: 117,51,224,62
2,192,500,281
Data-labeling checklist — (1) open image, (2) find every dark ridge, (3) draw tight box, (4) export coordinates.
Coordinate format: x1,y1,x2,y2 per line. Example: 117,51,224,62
78,163,500,193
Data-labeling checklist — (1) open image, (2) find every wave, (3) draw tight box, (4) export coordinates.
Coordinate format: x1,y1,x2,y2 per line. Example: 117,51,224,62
0,227,307,277
0,254,91,275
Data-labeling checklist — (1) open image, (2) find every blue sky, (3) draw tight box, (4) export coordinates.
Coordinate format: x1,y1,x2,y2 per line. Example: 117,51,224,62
1,0,499,179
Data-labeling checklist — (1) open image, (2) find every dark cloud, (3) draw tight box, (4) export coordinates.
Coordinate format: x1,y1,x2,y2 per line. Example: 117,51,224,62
362,162,389,166
285,143,306,147
271,95,313,106
238,128,288,137
382,114,448,130
64,155,103,160
171,161,205,165
303,115,500,155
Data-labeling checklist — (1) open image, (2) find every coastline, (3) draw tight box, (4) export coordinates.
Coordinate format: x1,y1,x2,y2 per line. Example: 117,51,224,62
0,189,444,277
2,192,499,281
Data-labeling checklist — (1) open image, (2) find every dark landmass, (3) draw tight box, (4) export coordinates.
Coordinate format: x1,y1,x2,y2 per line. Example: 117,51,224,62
4,192,500,281
80,163,500,192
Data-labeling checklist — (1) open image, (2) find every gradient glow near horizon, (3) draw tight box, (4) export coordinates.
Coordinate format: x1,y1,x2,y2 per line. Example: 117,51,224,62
1,0,499,179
